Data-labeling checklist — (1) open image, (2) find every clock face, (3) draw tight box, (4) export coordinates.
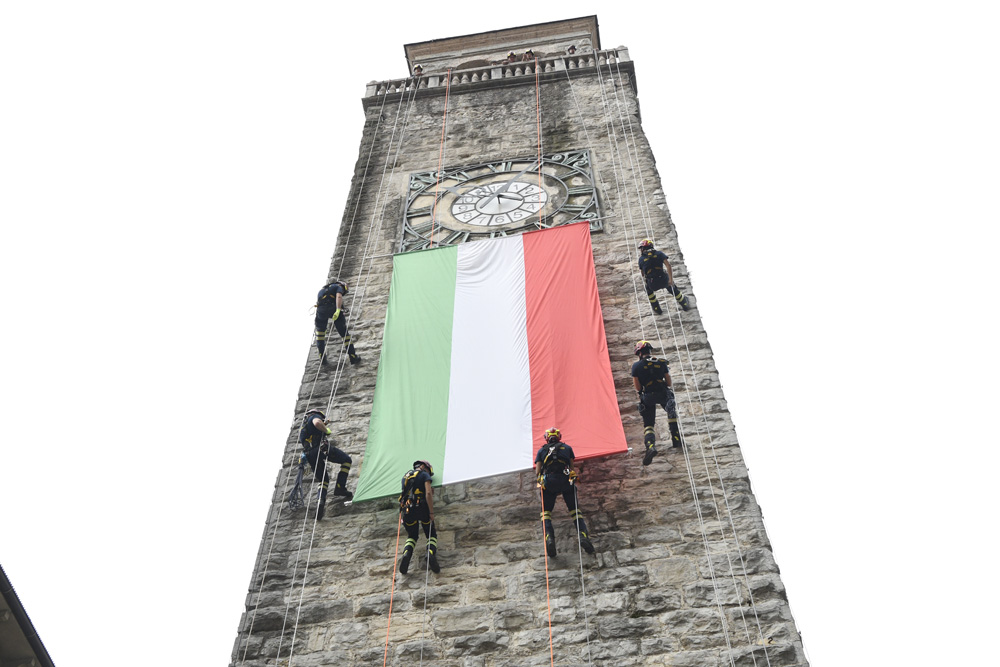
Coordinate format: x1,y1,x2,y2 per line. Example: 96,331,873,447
450,177,548,226
401,150,601,252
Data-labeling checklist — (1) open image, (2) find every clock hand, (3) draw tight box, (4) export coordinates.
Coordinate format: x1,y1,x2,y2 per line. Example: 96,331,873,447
479,158,543,207
493,159,542,197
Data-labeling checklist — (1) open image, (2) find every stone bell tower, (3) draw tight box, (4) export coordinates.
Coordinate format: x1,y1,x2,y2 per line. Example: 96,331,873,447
231,16,808,666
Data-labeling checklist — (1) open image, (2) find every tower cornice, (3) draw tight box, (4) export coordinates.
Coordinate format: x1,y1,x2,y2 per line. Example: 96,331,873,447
363,47,634,110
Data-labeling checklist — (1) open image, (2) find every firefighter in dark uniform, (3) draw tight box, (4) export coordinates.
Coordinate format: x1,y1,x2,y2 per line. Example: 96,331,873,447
637,239,691,314
398,460,439,574
534,428,595,558
631,340,683,466
298,408,353,520
315,280,360,365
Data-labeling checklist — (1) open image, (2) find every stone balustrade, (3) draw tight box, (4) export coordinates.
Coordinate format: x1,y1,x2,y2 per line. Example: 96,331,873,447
364,47,631,101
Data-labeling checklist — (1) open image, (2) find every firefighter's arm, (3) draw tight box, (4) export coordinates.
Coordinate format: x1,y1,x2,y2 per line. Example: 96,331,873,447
666,371,674,390
312,417,332,435
333,292,343,320
663,254,675,284
633,376,642,393
424,481,434,521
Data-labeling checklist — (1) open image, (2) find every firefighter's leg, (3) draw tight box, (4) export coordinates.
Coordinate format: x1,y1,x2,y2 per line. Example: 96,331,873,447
313,449,330,520
328,447,353,500
400,510,419,574
314,313,330,362
541,488,558,557
639,397,658,465
666,283,691,311
422,506,440,573
664,392,683,448
566,485,595,554
332,313,360,364
645,282,663,314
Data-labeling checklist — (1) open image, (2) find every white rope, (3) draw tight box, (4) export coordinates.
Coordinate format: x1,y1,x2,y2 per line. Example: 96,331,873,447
610,53,771,660
593,62,650,340
283,83,422,667
562,59,649,344
606,53,773,664
604,61,654,241
418,520,434,666
597,61,737,665
235,87,397,666
572,484,594,666
653,268,772,666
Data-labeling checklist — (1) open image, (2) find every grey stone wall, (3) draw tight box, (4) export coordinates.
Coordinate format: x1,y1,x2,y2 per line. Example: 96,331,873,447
231,62,808,667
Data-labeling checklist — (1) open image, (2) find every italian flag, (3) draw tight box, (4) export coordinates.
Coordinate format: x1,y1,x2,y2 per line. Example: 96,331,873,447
353,222,626,502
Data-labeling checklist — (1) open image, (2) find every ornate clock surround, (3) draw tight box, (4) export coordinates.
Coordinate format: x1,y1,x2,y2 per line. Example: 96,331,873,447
400,149,601,253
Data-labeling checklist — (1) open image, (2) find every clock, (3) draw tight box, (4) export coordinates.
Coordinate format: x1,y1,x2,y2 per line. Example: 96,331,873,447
400,149,601,252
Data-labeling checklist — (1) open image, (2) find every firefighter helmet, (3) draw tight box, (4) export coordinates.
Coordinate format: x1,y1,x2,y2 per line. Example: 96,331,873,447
634,340,653,356
305,408,326,420
543,427,561,443
413,460,434,477
638,239,654,251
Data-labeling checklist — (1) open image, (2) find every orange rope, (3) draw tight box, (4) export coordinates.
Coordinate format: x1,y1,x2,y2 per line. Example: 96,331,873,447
534,58,544,228
539,486,555,667
382,513,404,666
428,69,452,248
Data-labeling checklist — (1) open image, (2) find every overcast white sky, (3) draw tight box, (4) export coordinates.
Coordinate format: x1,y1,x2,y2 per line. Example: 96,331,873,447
2,2,998,665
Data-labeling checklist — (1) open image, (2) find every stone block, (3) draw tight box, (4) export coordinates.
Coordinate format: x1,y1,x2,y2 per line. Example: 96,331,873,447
430,606,492,637
356,592,411,617
646,557,698,586
447,632,510,656
635,588,682,615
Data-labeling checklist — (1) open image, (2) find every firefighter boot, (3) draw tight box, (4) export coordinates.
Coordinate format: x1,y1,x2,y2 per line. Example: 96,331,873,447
428,544,440,574
545,533,557,557
643,444,658,466
399,543,414,574
316,487,328,520
675,291,691,311
647,292,663,315
669,422,684,448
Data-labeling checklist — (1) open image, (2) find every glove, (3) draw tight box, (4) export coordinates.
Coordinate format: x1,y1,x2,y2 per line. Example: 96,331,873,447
536,473,545,489
568,470,578,485
332,308,341,321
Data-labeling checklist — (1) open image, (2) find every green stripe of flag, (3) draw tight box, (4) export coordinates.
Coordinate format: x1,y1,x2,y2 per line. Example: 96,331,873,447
354,245,457,502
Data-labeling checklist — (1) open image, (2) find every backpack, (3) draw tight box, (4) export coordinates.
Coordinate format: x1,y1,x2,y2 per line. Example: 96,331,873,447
399,468,422,509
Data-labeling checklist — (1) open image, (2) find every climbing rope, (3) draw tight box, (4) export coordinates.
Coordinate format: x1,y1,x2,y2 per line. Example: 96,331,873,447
418,518,435,666
428,70,452,247
572,483,594,666
615,50,772,662
538,486,556,667
235,81,394,654
382,514,404,666
598,55,772,664
278,80,423,667
594,60,738,666
535,57,544,229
